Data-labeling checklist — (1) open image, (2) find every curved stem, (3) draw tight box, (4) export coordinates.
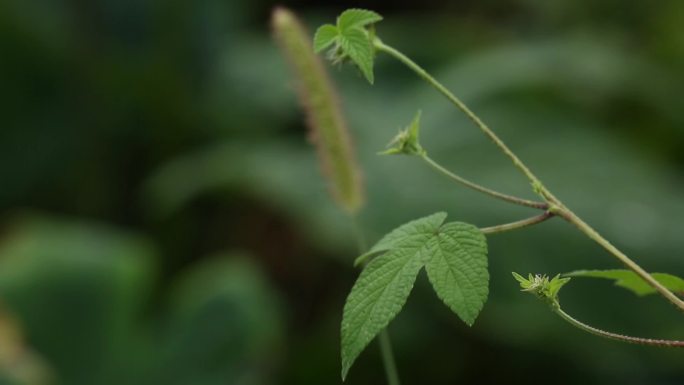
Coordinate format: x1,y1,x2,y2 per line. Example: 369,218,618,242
481,211,554,235
422,155,547,210
375,39,684,313
554,306,684,347
375,40,544,189
350,216,401,385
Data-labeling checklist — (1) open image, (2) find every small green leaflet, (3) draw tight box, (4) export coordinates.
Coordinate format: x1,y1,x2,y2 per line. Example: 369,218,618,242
313,24,338,52
313,8,383,84
337,9,383,31
338,28,375,84
566,269,684,297
341,212,488,380
425,222,489,325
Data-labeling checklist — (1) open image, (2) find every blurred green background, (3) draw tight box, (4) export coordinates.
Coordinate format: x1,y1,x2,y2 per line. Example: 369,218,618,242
1,0,683,384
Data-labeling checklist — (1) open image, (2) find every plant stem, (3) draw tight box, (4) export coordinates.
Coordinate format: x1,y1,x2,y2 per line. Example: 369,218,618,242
351,216,402,385
553,207,684,311
378,329,402,385
554,306,684,347
375,40,544,188
375,39,684,312
422,155,547,209
480,212,554,235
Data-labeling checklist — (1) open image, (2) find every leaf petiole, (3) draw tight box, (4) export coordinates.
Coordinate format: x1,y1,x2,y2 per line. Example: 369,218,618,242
421,154,548,210
554,307,684,347
480,211,554,235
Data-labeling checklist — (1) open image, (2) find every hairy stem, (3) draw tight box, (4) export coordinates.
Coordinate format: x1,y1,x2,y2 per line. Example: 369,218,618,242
375,39,544,188
375,39,684,312
481,212,554,235
554,306,684,347
553,207,684,311
422,155,547,209
351,216,401,385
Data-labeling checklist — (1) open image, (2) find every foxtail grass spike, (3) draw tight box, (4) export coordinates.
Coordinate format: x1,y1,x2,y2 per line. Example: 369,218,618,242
272,7,364,214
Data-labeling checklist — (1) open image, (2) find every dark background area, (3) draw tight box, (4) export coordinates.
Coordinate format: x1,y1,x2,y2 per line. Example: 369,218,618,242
1,0,683,384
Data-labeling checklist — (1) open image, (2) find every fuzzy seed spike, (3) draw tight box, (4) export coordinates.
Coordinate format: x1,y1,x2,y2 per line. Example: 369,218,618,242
272,7,364,214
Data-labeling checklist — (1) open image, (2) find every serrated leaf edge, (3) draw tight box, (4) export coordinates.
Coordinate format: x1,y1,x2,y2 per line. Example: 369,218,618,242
337,8,383,32
425,222,489,326
313,24,339,53
342,214,490,379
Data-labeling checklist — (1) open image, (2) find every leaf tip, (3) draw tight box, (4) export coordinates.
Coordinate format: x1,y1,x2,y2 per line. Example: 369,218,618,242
462,316,476,327
341,356,354,381
362,65,375,84
512,271,527,285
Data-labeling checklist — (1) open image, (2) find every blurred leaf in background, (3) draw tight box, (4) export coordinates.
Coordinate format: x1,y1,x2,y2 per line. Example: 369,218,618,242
0,216,283,385
1,0,684,384
159,255,283,385
0,216,156,385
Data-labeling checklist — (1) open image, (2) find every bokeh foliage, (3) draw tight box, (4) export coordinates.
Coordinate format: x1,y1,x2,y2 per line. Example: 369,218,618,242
1,0,683,384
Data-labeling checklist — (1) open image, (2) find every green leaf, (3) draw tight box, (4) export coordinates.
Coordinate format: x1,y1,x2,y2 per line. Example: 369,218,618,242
424,222,488,326
341,213,447,380
342,212,490,379
353,213,441,266
354,212,447,266
512,272,531,288
312,9,382,84
565,269,684,296
337,9,383,32
338,28,374,84
313,24,338,53
547,274,571,299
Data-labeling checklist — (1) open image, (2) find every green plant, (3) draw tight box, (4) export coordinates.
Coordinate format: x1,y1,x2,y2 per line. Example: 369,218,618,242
513,272,683,347
276,7,684,384
273,8,400,384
